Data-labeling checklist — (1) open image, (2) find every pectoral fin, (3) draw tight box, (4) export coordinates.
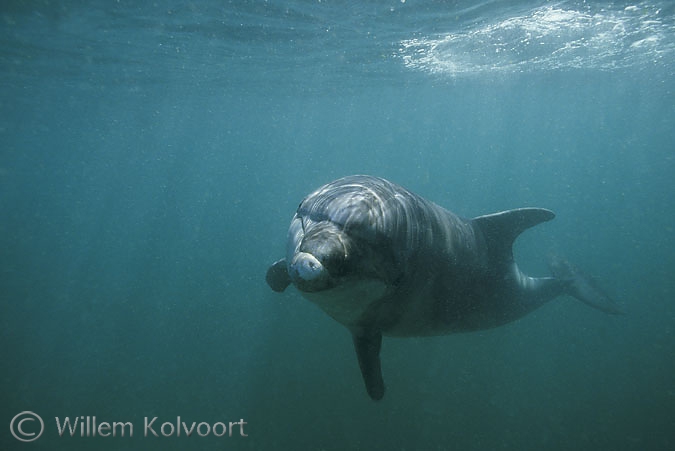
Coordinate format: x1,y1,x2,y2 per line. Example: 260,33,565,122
266,259,291,292
352,328,385,401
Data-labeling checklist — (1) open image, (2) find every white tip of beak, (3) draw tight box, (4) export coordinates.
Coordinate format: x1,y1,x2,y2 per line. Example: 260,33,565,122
291,252,324,282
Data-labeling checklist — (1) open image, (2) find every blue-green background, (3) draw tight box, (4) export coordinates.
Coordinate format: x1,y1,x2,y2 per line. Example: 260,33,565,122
1,1,673,450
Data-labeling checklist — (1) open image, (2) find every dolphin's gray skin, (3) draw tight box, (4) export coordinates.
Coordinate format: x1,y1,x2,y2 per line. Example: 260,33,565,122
266,175,621,400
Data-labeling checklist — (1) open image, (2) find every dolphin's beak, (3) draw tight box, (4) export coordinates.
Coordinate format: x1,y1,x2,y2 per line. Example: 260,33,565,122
289,252,330,291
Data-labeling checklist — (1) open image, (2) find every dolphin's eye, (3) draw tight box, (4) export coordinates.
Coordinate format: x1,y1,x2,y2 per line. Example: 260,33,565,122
321,252,346,276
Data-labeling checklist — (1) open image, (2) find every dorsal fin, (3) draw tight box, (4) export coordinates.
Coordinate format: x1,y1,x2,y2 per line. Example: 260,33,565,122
472,208,555,264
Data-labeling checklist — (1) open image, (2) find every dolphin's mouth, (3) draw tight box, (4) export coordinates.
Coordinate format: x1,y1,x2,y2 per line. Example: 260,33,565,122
289,252,332,292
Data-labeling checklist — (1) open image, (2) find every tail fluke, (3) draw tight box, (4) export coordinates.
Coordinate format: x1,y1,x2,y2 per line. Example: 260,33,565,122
548,255,623,315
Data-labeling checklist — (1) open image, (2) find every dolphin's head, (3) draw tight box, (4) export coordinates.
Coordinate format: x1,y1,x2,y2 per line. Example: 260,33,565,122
283,213,389,326
286,217,354,292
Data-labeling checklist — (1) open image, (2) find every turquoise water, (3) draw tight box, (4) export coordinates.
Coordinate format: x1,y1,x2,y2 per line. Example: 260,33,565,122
1,1,673,450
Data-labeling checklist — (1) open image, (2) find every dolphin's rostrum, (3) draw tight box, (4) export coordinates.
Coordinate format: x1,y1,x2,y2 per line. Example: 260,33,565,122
266,175,621,400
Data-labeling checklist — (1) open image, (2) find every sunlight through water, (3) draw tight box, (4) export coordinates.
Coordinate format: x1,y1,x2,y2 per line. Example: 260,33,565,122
398,3,674,75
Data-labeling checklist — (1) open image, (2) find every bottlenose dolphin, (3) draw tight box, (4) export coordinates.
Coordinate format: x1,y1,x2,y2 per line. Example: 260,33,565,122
266,175,621,400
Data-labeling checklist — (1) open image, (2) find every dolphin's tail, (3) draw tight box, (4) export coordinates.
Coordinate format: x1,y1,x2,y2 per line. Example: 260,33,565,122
548,255,623,315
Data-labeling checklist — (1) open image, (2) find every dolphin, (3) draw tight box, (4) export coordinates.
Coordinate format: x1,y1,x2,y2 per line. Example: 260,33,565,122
266,175,621,400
